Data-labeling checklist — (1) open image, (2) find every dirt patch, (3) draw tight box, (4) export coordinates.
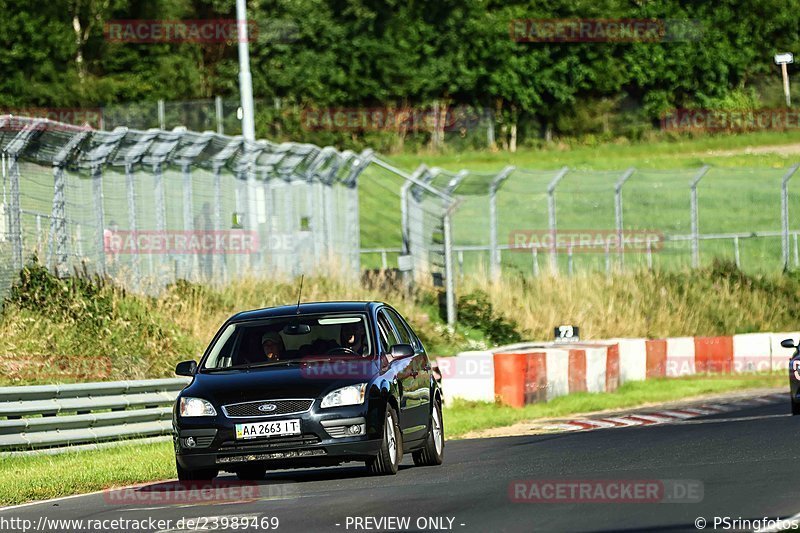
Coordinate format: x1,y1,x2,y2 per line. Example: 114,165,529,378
702,143,800,157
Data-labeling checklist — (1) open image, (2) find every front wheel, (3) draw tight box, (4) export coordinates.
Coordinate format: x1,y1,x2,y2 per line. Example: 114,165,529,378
366,406,401,475
176,460,218,481
413,400,444,466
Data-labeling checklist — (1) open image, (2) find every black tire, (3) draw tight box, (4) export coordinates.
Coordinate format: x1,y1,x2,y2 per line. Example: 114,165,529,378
235,466,267,481
413,400,444,467
792,401,800,416
366,405,401,475
176,460,218,481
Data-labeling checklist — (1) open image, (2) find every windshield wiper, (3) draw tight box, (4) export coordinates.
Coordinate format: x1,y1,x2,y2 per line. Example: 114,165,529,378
203,360,303,372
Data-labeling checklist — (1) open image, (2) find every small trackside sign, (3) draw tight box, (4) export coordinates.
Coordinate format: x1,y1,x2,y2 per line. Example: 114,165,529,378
555,325,580,343
775,52,794,65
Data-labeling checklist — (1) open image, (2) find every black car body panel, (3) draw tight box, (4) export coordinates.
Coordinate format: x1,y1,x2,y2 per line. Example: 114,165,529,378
173,301,441,472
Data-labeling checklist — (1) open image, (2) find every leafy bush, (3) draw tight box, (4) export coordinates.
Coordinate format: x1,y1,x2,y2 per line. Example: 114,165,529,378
457,289,523,346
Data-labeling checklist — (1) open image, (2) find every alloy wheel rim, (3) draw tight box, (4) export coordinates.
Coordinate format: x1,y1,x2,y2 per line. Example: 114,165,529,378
386,414,397,464
432,404,443,455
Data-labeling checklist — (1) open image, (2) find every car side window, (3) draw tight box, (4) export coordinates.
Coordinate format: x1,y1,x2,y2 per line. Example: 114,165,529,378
385,308,413,346
377,310,400,352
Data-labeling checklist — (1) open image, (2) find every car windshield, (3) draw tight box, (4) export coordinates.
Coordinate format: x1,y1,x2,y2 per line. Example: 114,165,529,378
201,313,371,370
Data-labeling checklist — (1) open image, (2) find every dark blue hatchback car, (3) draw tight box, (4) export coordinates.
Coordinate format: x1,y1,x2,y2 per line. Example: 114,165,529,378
173,301,444,480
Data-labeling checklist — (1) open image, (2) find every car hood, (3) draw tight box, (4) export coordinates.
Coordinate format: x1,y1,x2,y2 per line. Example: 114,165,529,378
182,359,380,406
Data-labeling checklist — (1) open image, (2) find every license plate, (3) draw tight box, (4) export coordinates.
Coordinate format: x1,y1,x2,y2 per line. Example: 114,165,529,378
235,419,301,440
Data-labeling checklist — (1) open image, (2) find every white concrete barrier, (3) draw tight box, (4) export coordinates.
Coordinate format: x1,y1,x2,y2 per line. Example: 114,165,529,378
610,338,647,383
544,348,570,400
440,351,495,404
666,337,695,377
584,346,608,393
732,333,772,373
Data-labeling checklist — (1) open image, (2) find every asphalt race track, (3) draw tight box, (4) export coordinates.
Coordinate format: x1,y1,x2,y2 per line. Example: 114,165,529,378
3,395,799,533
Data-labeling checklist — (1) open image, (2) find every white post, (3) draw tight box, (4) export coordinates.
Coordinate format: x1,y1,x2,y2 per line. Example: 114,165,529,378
236,0,256,141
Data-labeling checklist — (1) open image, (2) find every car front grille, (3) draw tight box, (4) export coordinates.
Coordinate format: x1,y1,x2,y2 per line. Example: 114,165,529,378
221,399,314,418
220,434,321,452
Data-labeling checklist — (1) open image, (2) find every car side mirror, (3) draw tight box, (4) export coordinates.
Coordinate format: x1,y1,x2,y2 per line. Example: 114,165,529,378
389,344,414,359
781,339,797,349
175,360,197,376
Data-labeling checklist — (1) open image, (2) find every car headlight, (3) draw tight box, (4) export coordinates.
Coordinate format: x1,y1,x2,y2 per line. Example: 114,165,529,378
320,383,367,408
179,397,217,417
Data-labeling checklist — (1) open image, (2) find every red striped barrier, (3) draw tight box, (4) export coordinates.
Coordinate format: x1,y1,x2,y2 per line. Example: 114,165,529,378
568,349,587,393
605,343,620,392
694,336,733,373
494,353,527,407
645,339,667,378
525,352,548,404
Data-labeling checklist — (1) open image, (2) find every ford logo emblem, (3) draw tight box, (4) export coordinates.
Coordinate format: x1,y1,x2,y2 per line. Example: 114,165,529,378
258,403,277,412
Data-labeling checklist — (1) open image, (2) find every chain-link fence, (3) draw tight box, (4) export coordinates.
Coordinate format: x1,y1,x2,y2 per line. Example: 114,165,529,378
3,114,799,331
0,116,460,325
0,117,376,298
424,164,800,278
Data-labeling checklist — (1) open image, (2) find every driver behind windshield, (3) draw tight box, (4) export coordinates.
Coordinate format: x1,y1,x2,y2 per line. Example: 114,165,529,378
261,331,285,361
340,322,367,355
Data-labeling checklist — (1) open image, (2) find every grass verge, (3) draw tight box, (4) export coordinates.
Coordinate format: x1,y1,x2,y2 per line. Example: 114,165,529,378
444,373,785,438
0,441,175,506
0,373,786,506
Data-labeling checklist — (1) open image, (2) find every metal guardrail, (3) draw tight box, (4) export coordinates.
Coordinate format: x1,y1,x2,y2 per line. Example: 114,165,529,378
0,378,188,455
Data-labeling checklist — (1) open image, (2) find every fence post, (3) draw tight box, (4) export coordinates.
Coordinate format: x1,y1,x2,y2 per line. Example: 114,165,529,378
8,155,22,271
215,96,224,134
547,167,569,273
401,164,430,278
614,167,635,269
212,164,224,283
49,167,68,276
92,166,106,274
182,164,195,280
158,99,165,130
125,163,140,286
489,165,514,280
690,165,710,268
49,129,88,277
733,236,740,268
781,164,799,271
444,199,460,331
153,163,166,278
283,177,298,276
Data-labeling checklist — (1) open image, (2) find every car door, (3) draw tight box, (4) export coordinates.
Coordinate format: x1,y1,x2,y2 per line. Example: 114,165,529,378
384,307,430,440
376,308,417,438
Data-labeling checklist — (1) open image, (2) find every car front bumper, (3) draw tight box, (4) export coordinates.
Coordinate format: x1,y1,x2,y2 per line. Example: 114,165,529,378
174,402,384,471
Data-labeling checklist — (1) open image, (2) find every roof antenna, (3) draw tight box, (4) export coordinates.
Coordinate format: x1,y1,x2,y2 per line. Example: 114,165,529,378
295,275,304,315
